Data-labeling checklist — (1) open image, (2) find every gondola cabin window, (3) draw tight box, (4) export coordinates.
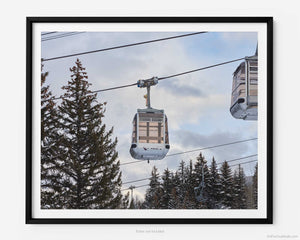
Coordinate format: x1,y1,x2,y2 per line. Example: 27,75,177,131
138,113,164,144
230,56,258,120
165,116,169,145
231,62,246,106
132,114,137,143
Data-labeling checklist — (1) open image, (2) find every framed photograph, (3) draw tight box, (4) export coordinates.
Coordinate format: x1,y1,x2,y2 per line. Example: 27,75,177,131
26,17,273,224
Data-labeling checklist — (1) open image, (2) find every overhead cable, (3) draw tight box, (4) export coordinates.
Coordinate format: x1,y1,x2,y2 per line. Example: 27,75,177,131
42,57,245,102
91,82,138,94
166,138,257,157
122,184,149,191
123,177,151,185
42,32,85,42
42,31,207,61
158,57,245,81
216,154,258,165
229,159,257,167
120,139,257,166
41,31,57,36
120,160,144,166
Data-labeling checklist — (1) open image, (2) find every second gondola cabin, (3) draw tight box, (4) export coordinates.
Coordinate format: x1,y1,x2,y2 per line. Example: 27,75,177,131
230,55,258,120
130,108,170,161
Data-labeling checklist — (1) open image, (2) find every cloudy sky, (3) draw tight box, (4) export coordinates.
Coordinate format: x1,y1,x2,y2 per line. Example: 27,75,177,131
41,31,258,200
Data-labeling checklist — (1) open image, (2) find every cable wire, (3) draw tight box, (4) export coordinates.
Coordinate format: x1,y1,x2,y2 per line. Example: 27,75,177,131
42,32,85,42
91,82,138,94
42,31,207,61
123,177,151,185
120,160,144,166
42,57,245,102
42,32,77,40
46,82,138,101
41,31,57,36
158,57,245,81
166,138,257,157
216,154,258,165
229,159,257,167
122,184,149,191
120,138,257,166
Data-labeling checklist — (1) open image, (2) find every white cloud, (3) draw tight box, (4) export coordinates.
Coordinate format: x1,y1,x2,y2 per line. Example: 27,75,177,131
221,32,258,43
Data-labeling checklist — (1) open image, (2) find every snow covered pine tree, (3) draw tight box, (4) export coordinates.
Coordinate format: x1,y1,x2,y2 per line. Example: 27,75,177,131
144,166,163,209
161,168,173,209
193,153,210,208
206,157,222,209
219,161,234,208
252,163,258,208
232,164,247,209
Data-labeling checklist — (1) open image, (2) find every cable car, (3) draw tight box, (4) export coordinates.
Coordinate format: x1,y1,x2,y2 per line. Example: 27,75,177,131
129,77,170,161
130,108,170,160
230,55,258,120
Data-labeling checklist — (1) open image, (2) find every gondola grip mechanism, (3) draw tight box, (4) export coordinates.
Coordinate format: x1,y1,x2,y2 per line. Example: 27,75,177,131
137,77,158,88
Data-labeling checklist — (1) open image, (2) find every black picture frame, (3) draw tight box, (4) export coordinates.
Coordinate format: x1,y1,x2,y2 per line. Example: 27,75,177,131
26,16,273,224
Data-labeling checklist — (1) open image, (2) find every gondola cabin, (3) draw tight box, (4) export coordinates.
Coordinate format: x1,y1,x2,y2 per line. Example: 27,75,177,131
130,108,170,161
230,55,258,120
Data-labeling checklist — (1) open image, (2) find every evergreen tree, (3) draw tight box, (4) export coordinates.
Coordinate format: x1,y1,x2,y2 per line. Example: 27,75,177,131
184,160,197,209
169,171,181,209
168,187,179,209
54,59,122,209
41,63,63,208
252,163,258,209
170,160,197,209
232,165,247,209
144,166,162,209
219,161,234,208
120,192,130,209
206,157,221,209
245,177,254,209
193,153,209,208
177,160,187,207
161,168,173,209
